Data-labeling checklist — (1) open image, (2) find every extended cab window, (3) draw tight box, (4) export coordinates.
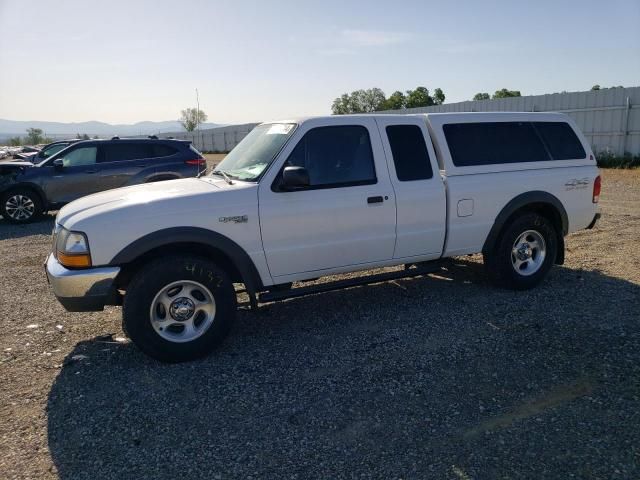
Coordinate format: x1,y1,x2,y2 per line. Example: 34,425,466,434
61,146,97,167
102,143,150,163
284,125,376,189
444,122,550,166
386,125,433,181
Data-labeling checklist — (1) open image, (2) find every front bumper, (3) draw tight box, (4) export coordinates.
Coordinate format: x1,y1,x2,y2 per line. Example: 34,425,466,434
45,254,120,312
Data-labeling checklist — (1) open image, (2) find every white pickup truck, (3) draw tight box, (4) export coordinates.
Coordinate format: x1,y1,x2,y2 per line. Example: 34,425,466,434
46,113,601,362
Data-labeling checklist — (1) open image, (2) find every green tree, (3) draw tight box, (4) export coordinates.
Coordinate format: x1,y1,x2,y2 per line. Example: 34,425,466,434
492,88,521,99
25,128,44,144
331,88,387,114
433,88,445,105
9,136,22,146
331,93,353,115
473,92,490,101
591,85,601,91
332,85,445,113
381,90,407,110
179,108,208,132
405,87,434,108
356,88,387,112
76,133,90,140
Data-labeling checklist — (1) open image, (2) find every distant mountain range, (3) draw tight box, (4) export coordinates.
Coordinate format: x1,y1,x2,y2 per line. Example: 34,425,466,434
0,119,222,140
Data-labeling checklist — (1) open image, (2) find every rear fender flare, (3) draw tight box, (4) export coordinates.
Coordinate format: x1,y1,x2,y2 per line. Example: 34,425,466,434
482,191,568,264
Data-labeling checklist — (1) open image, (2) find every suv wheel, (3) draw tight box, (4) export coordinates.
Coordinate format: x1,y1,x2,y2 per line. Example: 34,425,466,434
484,213,558,290
1,189,43,224
122,255,237,362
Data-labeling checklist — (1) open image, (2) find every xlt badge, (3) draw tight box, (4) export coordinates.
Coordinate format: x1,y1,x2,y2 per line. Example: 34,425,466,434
219,215,248,223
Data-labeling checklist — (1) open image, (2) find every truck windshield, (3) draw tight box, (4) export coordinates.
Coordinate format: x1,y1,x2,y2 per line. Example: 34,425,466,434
211,123,296,181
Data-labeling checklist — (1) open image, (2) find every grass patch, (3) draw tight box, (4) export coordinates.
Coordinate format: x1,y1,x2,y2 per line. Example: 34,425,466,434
596,151,640,169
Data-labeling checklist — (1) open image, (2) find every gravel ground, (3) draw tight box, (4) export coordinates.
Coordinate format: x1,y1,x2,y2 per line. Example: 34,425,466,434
0,169,639,479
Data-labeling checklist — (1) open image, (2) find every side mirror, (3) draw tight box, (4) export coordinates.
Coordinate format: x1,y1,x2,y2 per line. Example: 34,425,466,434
281,166,310,190
53,159,64,170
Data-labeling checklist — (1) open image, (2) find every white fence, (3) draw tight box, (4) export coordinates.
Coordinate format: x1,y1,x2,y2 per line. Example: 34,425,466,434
381,87,640,156
163,123,259,152
166,87,640,156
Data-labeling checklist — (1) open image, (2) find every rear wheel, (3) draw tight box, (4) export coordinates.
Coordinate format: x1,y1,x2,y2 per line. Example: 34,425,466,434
122,255,237,362
1,188,43,224
484,213,558,290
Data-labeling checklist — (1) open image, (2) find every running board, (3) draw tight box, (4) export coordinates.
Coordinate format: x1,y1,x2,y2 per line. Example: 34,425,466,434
258,262,442,303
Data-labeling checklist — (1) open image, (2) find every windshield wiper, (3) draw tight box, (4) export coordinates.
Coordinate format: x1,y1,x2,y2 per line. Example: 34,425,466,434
211,169,234,185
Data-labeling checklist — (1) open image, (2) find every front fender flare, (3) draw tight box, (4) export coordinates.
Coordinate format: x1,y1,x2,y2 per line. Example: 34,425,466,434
109,227,264,291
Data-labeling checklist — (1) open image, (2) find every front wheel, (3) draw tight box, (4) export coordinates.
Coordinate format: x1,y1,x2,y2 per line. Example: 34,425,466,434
123,255,237,362
1,188,43,224
484,213,558,290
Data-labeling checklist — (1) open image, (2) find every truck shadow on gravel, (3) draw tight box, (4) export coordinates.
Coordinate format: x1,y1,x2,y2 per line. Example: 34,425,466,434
46,261,640,479
0,214,55,240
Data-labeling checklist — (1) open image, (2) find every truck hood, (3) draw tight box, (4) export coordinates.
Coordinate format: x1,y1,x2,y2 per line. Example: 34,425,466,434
56,177,254,228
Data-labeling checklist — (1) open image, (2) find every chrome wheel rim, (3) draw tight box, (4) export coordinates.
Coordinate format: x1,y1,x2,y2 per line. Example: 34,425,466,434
511,230,546,276
150,280,216,343
5,194,35,220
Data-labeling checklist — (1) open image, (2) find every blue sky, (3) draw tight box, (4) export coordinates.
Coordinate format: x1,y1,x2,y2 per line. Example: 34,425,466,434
0,0,638,124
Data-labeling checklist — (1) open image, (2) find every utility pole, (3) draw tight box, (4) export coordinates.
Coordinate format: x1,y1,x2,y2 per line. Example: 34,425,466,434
195,87,207,174
196,88,200,128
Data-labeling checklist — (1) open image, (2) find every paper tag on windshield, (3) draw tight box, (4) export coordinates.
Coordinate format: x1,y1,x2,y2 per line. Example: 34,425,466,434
266,124,294,135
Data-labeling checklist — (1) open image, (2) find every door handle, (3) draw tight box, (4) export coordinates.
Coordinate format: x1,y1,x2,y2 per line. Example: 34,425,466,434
367,196,384,204
85,170,97,174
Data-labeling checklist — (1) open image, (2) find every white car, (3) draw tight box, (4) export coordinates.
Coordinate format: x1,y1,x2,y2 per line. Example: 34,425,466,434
46,112,601,362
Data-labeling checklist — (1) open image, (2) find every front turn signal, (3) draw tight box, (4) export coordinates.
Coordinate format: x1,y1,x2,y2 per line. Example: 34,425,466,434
57,251,92,268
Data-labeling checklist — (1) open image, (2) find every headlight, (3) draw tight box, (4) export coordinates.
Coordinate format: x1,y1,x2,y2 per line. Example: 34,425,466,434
56,227,92,268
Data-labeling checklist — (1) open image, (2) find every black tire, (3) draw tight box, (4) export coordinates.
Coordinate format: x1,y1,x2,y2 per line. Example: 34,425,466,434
484,213,558,290
122,255,237,362
0,188,44,224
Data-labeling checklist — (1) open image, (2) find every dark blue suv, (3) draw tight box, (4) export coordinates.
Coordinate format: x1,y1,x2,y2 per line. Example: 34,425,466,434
0,137,205,223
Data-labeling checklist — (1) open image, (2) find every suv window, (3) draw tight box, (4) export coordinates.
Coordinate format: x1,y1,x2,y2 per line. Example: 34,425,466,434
386,125,433,181
284,126,376,189
150,144,178,158
444,122,551,167
61,146,97,167
102,143,150,163
42,143,68,159
533,122,586,160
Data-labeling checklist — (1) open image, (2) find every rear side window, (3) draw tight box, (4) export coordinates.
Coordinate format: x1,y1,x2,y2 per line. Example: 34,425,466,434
150,144,178,158
533,122,586,160
444,122,550,166
386,125,433,181
102,143,150,163
284,126,376,188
